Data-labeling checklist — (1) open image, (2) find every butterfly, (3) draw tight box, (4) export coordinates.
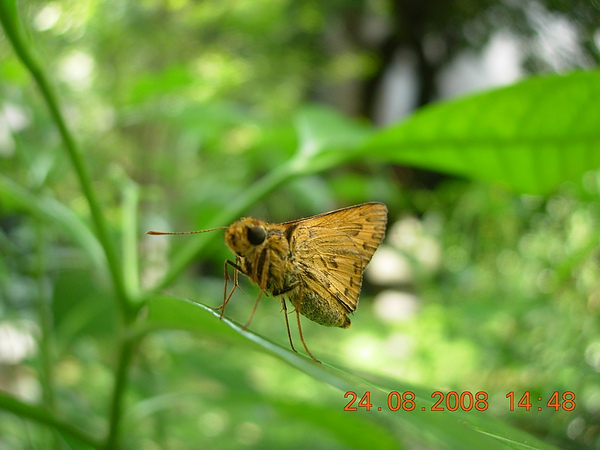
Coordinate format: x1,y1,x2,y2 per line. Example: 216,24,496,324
147,202,387,362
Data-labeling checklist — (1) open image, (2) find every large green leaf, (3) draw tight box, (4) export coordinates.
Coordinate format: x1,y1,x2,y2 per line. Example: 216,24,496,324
144,295,557,449
362,71,600,194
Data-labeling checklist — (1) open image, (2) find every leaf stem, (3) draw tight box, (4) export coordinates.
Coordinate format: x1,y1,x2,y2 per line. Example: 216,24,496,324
122,178,141,300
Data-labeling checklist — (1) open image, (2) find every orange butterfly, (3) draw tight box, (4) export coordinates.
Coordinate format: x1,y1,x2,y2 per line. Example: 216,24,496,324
148,202,387,362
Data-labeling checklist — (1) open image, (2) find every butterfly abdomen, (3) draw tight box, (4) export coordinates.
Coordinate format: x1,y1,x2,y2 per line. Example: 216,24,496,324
285,282,352,328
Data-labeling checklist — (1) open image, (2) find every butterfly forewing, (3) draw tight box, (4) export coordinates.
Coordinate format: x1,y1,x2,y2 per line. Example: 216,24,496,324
286,202,387,316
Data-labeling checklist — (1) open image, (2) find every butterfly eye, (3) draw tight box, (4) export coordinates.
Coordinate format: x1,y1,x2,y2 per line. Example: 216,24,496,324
246,225,266,245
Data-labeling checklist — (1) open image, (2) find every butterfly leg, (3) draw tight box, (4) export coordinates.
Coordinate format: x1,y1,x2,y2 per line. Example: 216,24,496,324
293,283,321,363
241,247,273,328
217,259,244,319
295,309,320,363
280,298,297,353
243,290,264,329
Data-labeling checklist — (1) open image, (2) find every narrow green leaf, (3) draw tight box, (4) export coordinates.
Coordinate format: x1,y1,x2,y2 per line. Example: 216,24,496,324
0,175,106,273
0,391,103,448
362,70,600,194
147,158,300,293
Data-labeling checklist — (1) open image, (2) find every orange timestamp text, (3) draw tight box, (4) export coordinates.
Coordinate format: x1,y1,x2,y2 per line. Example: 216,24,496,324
343,391,576,412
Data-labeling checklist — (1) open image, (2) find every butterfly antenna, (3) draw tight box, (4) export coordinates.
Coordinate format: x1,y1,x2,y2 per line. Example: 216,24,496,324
146,226,227,235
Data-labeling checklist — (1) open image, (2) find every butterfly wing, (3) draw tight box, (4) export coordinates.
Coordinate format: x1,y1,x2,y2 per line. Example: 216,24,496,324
285,202,387,314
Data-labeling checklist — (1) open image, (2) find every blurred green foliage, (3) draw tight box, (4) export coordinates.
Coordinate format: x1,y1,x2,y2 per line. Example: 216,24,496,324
1,0,599,449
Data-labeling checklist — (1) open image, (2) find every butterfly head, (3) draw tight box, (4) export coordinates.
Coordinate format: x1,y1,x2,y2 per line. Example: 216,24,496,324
225,218,268,257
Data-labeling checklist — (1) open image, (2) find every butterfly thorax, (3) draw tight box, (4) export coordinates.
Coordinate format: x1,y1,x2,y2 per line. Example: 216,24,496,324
224,218,296,294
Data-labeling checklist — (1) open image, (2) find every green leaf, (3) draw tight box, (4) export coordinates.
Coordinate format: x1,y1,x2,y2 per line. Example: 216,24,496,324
292,104,374,174
295,104,373,156
142,295,557,449
362,70,600,194
142,295,251,346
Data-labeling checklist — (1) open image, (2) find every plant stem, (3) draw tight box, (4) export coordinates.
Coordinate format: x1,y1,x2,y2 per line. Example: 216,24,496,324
34,225,56,406
122,178,141,300
0,0,130,318
0,5,138,449
33,223,61,449
106,331,136,449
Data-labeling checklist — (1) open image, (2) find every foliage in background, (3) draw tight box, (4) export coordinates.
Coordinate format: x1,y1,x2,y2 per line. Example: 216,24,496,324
1,1,599,449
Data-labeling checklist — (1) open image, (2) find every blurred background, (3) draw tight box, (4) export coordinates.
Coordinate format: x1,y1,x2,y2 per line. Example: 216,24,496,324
1,0,599,448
